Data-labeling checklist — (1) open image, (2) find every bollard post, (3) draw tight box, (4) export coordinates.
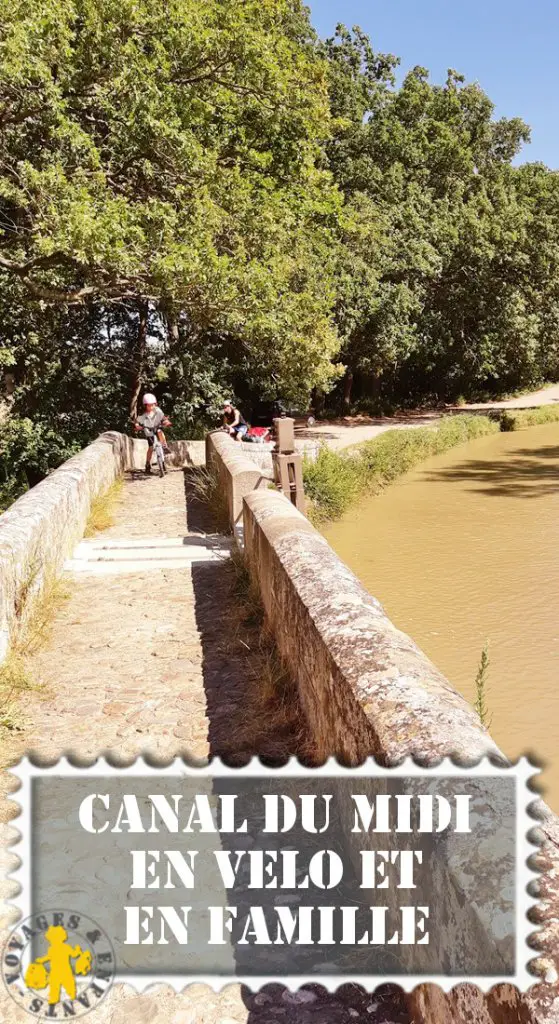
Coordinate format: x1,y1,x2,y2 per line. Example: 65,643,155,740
272,417,305,513
273,416,295,453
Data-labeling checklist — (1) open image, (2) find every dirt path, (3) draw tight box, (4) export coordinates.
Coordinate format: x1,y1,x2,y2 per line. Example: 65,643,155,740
296,412,438,451
296,382,559,451
461,381,559,409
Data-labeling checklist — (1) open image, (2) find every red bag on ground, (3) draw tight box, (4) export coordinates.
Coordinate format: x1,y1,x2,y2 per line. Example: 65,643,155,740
245,426,271,443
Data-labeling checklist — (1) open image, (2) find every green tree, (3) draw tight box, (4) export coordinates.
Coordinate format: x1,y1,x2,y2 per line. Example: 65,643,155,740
0,0,342,408
4,9,559,511
321,26,554,408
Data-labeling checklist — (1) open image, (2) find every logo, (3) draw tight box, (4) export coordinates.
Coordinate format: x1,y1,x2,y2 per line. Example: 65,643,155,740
2,910,115,1019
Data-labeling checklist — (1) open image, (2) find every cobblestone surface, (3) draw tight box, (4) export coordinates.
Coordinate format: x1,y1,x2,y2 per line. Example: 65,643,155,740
0,468,411,1024
3,470,209,765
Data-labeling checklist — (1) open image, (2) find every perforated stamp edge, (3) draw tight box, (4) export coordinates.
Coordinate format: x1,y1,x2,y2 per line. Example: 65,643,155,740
5,754,541,993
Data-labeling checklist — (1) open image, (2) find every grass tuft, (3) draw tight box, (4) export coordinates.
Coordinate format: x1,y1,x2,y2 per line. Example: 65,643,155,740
0,571,70,742
188,464,230,533
16,574,70,658
0,654,35,732
302,446,364,523
84,479,123,536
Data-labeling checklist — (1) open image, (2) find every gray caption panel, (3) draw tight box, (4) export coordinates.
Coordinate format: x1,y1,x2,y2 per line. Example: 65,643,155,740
31,775,516,977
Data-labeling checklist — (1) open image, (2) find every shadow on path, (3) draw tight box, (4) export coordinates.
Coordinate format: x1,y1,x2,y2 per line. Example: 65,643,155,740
185,467,306,765
190,553,412,1022
190,558,308,766
185,471,412,1023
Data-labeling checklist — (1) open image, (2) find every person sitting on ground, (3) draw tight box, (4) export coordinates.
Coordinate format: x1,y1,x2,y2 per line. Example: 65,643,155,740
222,400,248,442
134,393,171,474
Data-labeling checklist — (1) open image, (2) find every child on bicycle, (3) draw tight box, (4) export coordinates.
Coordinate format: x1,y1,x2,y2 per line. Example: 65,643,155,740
134,393,171,474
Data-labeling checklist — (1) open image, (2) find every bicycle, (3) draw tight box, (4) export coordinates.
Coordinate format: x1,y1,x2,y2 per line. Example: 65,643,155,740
136,425,169,477
149,428,167,477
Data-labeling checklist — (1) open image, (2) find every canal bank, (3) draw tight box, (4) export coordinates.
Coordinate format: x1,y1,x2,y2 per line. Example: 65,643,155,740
324,421,559,810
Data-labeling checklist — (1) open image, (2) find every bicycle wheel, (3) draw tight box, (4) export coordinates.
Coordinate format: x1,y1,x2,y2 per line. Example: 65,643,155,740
156,446,165,478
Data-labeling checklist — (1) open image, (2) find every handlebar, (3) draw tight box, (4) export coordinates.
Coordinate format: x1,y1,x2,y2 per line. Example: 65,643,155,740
134,420,171,435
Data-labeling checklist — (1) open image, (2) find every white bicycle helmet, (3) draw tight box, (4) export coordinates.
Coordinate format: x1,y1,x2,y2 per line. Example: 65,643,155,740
143,393,157,405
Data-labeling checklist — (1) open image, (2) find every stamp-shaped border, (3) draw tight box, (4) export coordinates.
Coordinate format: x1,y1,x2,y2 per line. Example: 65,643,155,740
7,755,539,992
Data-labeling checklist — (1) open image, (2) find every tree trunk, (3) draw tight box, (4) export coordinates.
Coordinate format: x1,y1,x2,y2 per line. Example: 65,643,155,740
342,370,354,411
311,386,325,416
167,315,179,348
129,299,149,421
160,299,179,351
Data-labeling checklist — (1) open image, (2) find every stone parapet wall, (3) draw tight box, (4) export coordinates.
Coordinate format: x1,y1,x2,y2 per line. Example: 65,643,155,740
242,487,559,1024
243,488,500,766
205,430,319,474
206,431,273,530
0,431,132,662
128,437,206,470
0,430,237,664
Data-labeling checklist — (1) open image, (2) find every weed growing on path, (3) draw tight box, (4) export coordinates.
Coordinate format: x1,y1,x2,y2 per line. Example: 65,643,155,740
16,574,70,658
473,641,492,729
188,464,229,533
0,654,35,734
0,571,70,745
85,479,123,535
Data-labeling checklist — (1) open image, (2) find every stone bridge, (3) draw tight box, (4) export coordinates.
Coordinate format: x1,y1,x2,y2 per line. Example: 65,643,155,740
0,430,557,1024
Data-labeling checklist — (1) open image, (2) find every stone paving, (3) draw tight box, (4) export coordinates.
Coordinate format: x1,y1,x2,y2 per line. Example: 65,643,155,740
0,468,412,1024
2,470,210,765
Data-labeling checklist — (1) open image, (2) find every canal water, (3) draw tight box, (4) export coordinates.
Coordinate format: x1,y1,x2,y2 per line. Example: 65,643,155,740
324,422,559,810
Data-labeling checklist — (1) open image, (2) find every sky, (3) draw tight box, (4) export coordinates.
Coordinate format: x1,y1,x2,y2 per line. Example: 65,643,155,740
307,0,559,168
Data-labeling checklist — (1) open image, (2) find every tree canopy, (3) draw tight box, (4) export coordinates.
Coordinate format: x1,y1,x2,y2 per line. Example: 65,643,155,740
2,6,559,504
321,26,559,408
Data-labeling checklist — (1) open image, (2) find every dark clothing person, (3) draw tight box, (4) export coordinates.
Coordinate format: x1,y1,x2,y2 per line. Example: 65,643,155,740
223,408,246,427
222,402,248,440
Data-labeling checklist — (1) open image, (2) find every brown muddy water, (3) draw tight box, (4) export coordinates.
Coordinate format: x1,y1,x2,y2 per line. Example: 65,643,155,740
324,422,559,810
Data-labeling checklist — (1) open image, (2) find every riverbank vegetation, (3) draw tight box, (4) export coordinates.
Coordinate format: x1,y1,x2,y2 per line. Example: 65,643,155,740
304,407,559,523
500,405,559,432
3,1,559,508
304,414,499,523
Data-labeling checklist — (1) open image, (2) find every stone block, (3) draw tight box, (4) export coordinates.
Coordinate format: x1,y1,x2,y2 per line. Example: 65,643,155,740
0,431,131,663
206,432,272,529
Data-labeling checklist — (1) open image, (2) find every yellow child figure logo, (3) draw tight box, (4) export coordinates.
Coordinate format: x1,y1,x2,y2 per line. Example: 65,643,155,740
4,911,113,1020
26,925,91,1005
